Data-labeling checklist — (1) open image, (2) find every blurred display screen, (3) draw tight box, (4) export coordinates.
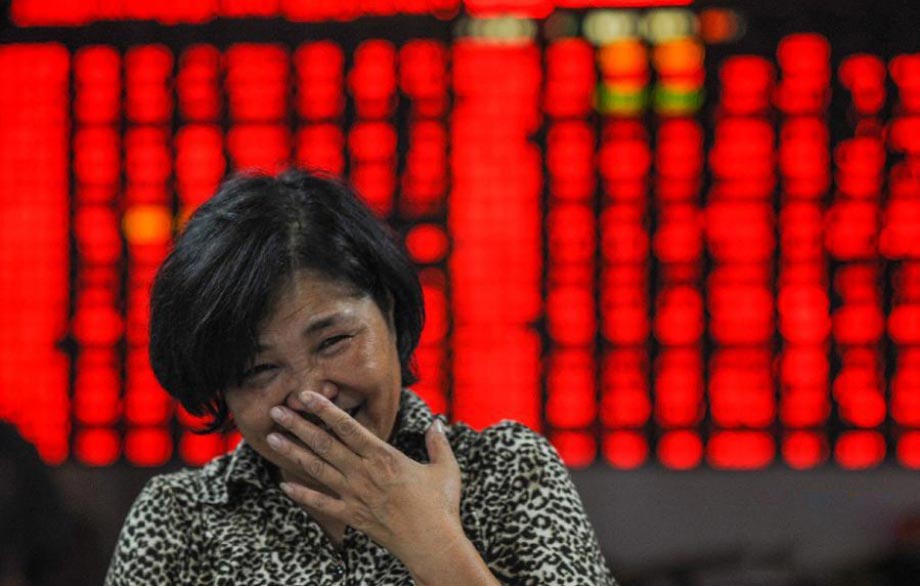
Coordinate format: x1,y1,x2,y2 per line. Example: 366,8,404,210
1,1,919,470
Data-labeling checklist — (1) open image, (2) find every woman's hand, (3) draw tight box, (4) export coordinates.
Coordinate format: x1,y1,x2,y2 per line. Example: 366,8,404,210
265,390,472,581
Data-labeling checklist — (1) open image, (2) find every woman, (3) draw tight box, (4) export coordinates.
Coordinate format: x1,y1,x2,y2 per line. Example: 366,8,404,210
106,169,616,585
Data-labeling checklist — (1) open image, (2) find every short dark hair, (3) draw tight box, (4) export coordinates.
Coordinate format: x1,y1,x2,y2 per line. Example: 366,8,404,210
149,168,424,432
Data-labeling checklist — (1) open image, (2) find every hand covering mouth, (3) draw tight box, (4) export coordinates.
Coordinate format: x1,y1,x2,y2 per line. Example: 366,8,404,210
282,403,363,439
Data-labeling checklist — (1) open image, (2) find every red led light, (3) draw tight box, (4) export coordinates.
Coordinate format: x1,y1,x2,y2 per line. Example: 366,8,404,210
777,33,830,81
547,286,596,346
775,33,831,115
708,281,773,346
656,118,704,182
74,46,120,124
176,124,225,212
75,429,120,466
654,349,704,428
835,430,885,469
599,136,651,186
400,40,449,118
893,355,920,426
296,124,344,175
125,427,173,467
824,201,880,261
349,121,397,216
74,127,120,189
547,350,596,429
401,120,448,217
74,204,122,265
548,203,595,264
779,118,830,199
897,432,920,469
778,284,831,344
125,45,173,124
780,201,824,262
551,431,597,469
295,42,344,121
74,350,121,426
222,0,279,17
178,45,221,122
708,431,774,470
832,303,885,345
653,285,703,346
834,137,885,198
709,118,774,182
719,56,774,115
782,431,827,469
452,329,541,430
888,116,920,156
839,54,886,115
227,124,290,172
603,431,648,470
545,39,595,118
601,203,648,263
349,40,397,119
657,430,703,470
225,44,289,123
405,224,449,264
833,365,886,428
654,204,702,264
547,122,596,202
601,350,650,428
709,349,775,428
890,54,920,113
882,198,920,259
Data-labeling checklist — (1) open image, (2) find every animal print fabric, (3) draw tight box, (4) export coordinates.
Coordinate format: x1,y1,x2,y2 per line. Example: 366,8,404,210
105,390,617,585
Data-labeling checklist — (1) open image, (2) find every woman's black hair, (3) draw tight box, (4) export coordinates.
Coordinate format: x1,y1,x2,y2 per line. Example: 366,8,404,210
149,168,424,432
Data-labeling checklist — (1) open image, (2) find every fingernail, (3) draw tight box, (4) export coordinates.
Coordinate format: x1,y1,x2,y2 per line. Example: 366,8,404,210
270,406,287,422
267,433,284,450
279,482,293,494
433,418,446,434
300,391,316,407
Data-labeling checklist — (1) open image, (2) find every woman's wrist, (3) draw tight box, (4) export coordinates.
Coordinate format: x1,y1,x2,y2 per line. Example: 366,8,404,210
403,521,500,586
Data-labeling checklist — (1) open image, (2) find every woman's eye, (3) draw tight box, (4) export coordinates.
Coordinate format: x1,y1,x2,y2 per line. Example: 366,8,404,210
242,364,276,382
318,335,351,352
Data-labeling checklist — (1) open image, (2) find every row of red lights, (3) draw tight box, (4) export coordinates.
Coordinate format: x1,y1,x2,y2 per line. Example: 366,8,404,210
3,35,920,467
10,0,693,25
450,40,543,430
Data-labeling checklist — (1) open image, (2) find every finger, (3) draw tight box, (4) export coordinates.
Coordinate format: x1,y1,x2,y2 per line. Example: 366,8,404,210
280,481,349,520
425,417,458,472
300,391,378,457
267,432,348,492
270,405,361,472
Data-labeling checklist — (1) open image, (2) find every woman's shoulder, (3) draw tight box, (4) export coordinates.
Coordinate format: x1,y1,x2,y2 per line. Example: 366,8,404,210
448,419,566,485
452,419,556,456
132,447,240,511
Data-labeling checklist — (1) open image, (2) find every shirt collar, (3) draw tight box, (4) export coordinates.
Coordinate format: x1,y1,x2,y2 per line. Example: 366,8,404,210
200,389,437,505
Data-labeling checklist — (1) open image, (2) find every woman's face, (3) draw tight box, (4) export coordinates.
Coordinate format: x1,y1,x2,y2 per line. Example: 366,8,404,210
224,269,403,488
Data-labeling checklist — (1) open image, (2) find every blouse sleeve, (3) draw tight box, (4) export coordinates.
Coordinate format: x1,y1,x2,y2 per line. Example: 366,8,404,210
482,423,617,586
104,475,191,586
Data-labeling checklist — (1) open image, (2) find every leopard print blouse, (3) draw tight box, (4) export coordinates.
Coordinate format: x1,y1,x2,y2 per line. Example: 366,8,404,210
105,390,617,585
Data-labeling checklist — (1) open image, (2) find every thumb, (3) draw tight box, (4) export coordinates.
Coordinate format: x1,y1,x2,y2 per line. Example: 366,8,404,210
425,417,457,470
